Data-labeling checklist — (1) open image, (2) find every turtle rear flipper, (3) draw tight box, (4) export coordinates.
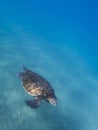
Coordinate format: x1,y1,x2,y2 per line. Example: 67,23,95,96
23,65,31,72
25,99,41,108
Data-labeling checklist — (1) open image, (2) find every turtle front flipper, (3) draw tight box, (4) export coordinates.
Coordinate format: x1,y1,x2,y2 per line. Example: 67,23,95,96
25,98,41,108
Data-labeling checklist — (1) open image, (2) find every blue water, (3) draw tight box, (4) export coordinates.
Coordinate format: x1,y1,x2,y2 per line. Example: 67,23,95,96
0,0,98,130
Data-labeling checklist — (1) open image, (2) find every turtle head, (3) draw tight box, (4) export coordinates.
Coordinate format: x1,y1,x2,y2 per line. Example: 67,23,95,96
46,94,57,106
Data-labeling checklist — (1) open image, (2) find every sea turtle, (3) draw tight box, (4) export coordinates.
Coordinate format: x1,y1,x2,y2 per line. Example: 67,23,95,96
18,66,57,108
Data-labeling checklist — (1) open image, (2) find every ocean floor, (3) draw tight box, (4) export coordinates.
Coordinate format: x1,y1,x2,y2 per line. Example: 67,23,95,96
0,26,98,130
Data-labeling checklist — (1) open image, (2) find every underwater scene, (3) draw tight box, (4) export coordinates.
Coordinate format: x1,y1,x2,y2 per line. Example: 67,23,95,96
0,0,98,130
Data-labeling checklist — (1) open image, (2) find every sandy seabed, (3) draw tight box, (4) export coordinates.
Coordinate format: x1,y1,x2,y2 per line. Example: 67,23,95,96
0,27,98,130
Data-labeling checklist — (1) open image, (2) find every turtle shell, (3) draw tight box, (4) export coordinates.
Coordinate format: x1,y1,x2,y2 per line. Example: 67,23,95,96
19,67,54,97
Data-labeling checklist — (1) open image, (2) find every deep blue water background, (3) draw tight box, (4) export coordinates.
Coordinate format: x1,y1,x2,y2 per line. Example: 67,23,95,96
0,0,98,130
